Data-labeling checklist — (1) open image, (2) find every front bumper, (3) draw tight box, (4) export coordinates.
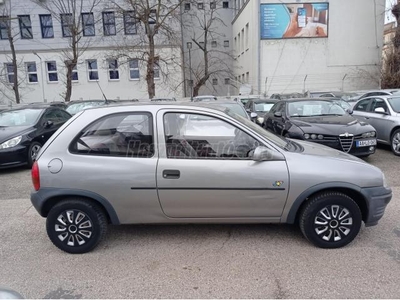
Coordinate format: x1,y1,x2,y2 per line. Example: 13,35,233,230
0,145,28,169
360,186,392,226
302,138,376,157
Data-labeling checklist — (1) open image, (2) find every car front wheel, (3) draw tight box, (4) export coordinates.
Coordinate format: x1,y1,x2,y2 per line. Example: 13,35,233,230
27,141,41,168
299,192,362,248
391,129,400,156
46,199,107,254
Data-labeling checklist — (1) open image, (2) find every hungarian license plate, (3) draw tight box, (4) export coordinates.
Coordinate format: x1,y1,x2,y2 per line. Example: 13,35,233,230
356,139,377,147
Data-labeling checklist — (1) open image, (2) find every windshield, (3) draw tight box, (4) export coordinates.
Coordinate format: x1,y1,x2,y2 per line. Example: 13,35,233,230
0,108,43,127
288,101,346,117
388,97,400,113
255,102,275,112
67,101,105,115
225,109,287,149
217,103,247,118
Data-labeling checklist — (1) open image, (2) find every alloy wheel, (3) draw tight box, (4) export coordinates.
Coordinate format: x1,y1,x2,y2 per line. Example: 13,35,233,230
313,205,353,242
392,132,400,154
54,210,93,247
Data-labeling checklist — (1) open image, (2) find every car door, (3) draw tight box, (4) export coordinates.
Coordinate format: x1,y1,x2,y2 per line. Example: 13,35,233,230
156,110,289,218
367,98,393,142
352,98,373,122
36,109,60,143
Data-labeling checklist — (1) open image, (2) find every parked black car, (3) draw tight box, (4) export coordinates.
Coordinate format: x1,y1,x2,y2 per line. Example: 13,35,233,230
263,99,377,157
244,99,279,125
0,105,71,168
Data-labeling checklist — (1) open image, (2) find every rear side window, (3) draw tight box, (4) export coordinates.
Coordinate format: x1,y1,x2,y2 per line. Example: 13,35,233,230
70,113,154,158
354,99,371,112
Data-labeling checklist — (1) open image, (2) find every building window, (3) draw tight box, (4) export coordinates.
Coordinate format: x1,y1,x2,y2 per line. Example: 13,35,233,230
39,15,54,38
199,41,205,48
5,63,14,84
212,78,218,85
197,3,204,9
210,2,216,9
60,14,72,37
188,79,193,86
18,15,33,39
245,23,249,49
224,40,229,47
46,61,58,82
26,62,38,83
103,12,116,36
72,64,78,81
124,11,137,35
225,78,230,85
108,59,119,80
87,59,99,81
82,13,95,36
246,72,249,83
211,40,217,48
223,1,229,8
0,17,8,40
129,59,140,80
154,57,160,79
184,3,191,10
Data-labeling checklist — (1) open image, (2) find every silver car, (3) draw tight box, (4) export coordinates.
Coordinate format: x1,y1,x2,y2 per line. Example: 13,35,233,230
352,96,400,155
30,103,392,253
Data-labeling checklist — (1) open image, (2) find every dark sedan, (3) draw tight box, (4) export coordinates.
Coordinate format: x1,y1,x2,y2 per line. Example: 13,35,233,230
0,105,71,168
244,99,279,125
263,99,377,157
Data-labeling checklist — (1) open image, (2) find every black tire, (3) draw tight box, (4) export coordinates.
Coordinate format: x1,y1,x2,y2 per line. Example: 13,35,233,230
391,129,400,156
27,141,42,168
299,192,362,248
46,199,107,254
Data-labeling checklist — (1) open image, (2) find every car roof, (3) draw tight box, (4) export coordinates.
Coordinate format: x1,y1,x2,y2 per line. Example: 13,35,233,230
249,99,279,103
0,105,49,112
281,97,344,102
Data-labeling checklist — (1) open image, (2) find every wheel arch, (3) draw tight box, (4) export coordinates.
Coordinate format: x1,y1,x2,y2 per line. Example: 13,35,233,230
390,126,400,140
286,183,368,224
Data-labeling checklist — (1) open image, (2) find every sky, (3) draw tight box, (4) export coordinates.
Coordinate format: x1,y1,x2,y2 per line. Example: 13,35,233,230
386,0,397,24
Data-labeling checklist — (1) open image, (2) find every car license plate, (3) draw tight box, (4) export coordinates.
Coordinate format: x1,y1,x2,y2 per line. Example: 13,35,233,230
356,139,377,147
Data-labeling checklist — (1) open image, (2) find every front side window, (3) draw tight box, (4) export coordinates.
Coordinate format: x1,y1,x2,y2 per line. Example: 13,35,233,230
61,13,72,37
103,12,116,36
40,14,54,38
108,59,119,80
129,59,140,80
354,99,371,112
70,113,154,158
18,15,33,39
5,63,14,83
46,61,58,82
82,13,95,36
163,113,259,159
370,98,389,113
0,16,9,40
124,11,137,35
26,62,38,83
87,59,99,81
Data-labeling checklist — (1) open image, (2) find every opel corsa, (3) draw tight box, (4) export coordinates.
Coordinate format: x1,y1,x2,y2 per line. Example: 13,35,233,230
30,103,392,253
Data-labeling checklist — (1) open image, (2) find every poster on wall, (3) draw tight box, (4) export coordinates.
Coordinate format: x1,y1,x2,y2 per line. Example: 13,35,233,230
260,3,329,39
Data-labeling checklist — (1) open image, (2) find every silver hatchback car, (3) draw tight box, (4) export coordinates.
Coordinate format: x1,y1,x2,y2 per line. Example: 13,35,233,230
31,103,392,253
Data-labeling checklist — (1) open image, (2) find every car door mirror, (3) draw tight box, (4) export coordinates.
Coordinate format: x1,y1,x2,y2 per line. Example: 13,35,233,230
250,146,284,162
374,107,388,114
246,108,251,113
250,112,257,119
274,111,282,117
44,120,54,128
346,108,353,114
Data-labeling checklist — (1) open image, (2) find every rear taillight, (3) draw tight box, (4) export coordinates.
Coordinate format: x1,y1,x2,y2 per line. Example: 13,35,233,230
31,161,40,191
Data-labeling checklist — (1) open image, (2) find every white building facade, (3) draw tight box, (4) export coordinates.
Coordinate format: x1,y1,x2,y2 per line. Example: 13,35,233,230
232,0,386,96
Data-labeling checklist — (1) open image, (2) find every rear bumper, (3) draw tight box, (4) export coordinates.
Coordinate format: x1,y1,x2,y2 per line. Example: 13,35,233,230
0,145,28,169
361,186,392,226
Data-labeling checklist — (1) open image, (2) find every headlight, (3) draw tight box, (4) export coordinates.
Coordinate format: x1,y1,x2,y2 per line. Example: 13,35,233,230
362,131,375,138
304,134,310,139
257,117,264,124
0,136,22,150
311,134,317,139
371,131,376,137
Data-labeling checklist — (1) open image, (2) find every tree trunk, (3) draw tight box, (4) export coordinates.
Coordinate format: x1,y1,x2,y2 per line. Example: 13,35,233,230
192,30,209,97
8,27,20,104
146,35,156,99
65,63,73,102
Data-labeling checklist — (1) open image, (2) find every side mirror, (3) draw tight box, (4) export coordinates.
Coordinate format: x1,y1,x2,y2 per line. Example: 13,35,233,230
246,108,251,113
250,112,258,119
249,146,284,162
346,108,353,115
44,120,54,128
374,107,388,114
274,111,282,117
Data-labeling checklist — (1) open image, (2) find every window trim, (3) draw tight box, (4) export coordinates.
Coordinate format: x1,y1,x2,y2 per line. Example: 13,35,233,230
60,13,73,37
81,12,95,37
107,59,120,81
18,15,33,39
26,62,38,84
39,14,54,39
129,59,140,81
68,112,155,159
102,11,116,36
46,61,58,83
86,59,99,81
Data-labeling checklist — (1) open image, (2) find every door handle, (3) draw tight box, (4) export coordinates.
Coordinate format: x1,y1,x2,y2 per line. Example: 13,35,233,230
163,170,180,179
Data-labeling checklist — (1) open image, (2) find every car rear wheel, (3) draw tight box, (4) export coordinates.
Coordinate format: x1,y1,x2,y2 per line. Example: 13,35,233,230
299,192,362,248
46,199,107,254
27,142,41,168
391,129,400,156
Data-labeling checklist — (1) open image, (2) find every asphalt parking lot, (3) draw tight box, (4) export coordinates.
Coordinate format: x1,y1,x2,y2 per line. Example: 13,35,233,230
0,145,399,299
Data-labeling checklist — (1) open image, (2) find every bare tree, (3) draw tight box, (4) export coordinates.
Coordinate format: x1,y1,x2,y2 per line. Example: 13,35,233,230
183,0,236,97
32,0,101,102
0,1,22,104
109,0,185,98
